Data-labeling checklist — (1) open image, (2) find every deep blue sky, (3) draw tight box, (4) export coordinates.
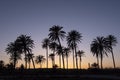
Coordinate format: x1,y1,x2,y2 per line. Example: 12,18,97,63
0,0,120,68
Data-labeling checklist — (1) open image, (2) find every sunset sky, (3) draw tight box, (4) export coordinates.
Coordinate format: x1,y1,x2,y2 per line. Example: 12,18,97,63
0,0,120,68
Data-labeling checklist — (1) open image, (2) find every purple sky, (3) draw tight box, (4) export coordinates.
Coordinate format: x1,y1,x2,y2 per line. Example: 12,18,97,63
0,0,120,68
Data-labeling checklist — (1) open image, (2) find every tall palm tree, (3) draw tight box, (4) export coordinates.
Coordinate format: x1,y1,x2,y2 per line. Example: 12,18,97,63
66,30,82,69
49,42,58,65
63,47,70,69
91,36,109,69
77,50,85,69
35,55,46,68
6,41,22,69
42,38,50,68
90,42,100,68
16,34,34,69
48,25,66,68
106,35,117,68
49,53,55,68
68,43,75,68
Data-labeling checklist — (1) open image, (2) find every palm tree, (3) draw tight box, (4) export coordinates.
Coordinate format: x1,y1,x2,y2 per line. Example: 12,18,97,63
48,25,66,68
90,42,100,68
91,36,109,69
68,43,75,68
49,53,55,68
6,41,22,69
42,38,50,68
16,34,34,69
56,45,64,68
63,47,70,69
77,50,85,69
66,30,82,69
26,53,34,69
35,55,46,68
49,42,58,65
106,35,117,68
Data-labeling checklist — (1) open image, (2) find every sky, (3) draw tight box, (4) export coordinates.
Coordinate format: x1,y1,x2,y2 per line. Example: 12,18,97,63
0,0,120,68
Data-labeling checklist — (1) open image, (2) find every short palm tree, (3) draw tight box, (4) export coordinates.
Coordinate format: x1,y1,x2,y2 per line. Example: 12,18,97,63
35,55,46,68
48,25,66,68
66,30,82,69
6,41,22,69
56,45,64,68
42,38,50,68
106,35,117,68
91,36,109,69
77,50,85,69
49,53,55,68
16,34,34,69
63,47,70,69
26,53,35,69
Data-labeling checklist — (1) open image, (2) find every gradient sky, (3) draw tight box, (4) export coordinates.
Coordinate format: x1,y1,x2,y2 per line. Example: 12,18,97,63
0,0,120,68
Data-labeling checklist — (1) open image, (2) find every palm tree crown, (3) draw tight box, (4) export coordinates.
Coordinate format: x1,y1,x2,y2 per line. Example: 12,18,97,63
6,41,22,69
48,25,66,42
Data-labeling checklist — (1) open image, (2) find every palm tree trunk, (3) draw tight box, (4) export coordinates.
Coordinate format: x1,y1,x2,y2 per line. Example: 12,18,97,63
58,38,65,69
40,63,42,68
97,56,99,68
74,46,78,69
52,60,54,68
100,53,103,69
24,51,27,69
59,55,61,68
29,61,30,69
46,47,48,68
72,49,75,68
31,58,35,69
111,50,116,68
53,50,55,65
79,57,81,69
66,56,68,69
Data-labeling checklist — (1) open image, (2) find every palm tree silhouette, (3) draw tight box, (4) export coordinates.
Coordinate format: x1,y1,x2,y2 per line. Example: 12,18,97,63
49,53,55,68
77,50,85,69
56,45,64,68
63,47,71,69
35,55,46,68
68,43,75,68
66,30,82,69
49,42,58,65
48,25,66,68
106,35,117,68
91,36,109,69
16,34,34,69
6,41,21,69
42,38,50,68
91,42,100,68
26,53,34,69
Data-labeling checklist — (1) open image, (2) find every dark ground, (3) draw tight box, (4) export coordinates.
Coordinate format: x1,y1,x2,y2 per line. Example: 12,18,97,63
0,68,120,80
